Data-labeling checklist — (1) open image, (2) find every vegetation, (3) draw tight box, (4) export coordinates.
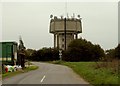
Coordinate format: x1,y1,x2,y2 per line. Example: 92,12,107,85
105,44,120,60
2,65,38,79
114,44,120,59
26,38,105,62
25,39,120,62
26,48,59,61
62,38,105,61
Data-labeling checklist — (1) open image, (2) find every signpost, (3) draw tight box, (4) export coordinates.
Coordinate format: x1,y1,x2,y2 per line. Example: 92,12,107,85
59,49,62,61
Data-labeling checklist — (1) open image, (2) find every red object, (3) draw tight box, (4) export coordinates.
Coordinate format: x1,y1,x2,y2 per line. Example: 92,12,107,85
5,67,8,72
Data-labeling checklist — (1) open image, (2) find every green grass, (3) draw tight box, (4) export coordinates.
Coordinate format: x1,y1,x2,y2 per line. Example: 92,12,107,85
24,65,38,72
2,65,38,79
2,71,22,79
51,61,119,85
48,60,64,64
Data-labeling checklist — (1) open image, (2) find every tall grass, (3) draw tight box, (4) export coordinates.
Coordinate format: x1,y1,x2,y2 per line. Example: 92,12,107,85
94,59,119,75
60,61,119,85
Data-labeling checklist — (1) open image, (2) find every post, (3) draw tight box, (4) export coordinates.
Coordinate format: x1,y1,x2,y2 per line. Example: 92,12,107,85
59,49,62,61
75,34,78,39
57,34,59,49
54,34,56,48
64,18,66,50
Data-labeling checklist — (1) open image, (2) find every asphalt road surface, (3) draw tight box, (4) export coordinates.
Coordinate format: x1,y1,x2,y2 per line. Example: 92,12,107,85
3,62,89,84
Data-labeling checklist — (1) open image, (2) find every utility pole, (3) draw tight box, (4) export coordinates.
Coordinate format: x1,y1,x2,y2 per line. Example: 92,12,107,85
64,18,66,51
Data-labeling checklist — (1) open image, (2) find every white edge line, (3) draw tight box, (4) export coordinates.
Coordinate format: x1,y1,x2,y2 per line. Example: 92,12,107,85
40,75,46,83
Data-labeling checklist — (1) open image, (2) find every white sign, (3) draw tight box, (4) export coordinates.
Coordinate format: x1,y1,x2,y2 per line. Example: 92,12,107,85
59,50,62,59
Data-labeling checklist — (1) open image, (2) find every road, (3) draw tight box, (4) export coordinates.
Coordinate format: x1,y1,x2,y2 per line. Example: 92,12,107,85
3,62,89,84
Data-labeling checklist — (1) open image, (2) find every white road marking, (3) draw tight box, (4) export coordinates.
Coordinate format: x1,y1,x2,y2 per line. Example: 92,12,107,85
40,75,46,83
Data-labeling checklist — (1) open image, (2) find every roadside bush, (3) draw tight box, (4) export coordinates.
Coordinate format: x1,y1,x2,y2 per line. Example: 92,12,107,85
105,44,120,60
115,44,120,59
62,38,105,61
26,48,59,61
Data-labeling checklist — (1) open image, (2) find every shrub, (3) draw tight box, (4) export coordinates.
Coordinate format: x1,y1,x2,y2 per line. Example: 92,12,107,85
62,38,105,61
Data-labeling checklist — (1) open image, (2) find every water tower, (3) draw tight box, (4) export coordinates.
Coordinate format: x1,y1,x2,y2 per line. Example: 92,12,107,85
49,14,82,50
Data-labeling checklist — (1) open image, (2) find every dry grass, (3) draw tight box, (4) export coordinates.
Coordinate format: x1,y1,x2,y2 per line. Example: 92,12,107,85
94,59,119,74
62,62,119,84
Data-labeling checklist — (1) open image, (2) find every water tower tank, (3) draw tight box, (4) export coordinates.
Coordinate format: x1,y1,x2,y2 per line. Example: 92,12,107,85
49,16,82,50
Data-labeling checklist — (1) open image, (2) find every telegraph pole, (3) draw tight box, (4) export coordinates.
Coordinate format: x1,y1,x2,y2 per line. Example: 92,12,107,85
64,17,66,50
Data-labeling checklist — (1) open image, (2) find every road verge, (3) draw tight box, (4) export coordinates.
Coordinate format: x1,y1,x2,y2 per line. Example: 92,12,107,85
2,65,38,79
49,60,119,85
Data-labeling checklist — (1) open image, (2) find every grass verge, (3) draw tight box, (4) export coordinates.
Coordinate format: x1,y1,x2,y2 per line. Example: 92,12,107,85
2,65,38,79
51,61,119,85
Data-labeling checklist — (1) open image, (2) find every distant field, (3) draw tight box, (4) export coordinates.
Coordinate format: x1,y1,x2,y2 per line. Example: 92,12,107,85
52,61,119,85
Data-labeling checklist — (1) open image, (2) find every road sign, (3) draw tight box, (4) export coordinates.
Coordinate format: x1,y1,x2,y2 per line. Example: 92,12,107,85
59,50,62,60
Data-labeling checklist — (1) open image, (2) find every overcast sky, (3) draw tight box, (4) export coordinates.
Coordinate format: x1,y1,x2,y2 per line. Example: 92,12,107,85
1,0,119,50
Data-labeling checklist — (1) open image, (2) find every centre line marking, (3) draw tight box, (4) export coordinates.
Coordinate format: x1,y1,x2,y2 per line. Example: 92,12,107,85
41,75,46,82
